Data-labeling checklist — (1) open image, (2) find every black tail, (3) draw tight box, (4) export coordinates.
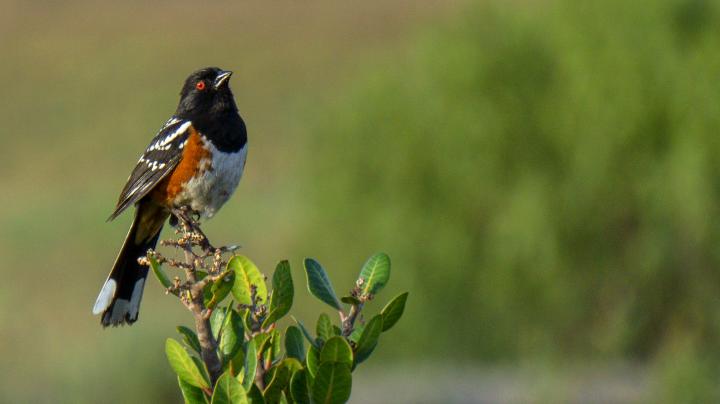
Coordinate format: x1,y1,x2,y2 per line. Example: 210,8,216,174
93,201,168,327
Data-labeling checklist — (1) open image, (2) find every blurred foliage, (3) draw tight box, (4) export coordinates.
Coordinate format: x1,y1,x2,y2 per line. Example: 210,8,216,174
302,0,720,371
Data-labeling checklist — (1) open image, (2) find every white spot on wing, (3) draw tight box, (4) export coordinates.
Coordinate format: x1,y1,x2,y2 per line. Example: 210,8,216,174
143,120,189,154
161,117,180,130
159,121,191,147
126,183,143,197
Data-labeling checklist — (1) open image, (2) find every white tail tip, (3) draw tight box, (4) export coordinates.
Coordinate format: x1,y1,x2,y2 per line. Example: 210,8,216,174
92,279,117,315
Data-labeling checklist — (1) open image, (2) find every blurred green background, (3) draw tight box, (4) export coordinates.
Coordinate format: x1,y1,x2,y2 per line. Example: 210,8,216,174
2,0,720,402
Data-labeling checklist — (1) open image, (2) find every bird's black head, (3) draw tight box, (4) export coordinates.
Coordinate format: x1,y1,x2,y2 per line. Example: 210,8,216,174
176,67,237,119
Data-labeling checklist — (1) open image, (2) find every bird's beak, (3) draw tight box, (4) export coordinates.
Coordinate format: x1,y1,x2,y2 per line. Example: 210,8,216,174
214,70,233,89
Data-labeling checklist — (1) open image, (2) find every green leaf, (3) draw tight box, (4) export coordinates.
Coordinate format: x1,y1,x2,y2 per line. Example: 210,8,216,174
177,326,202,354
381,292,408,332
285,325,305,362
283,357,304,373
316,313,333,342
332,325,342,336
247,384,265,404
207,271,235,310
178,376,208,404
209,308,227,341
348,323,364,344
306,345,320,378
211,371,248,404
165,339,210,389
358,253,391,296
229,255,268,305
219,310,244,365
239,308,252,332
354,315,383,364
253,333,271,358
263,260,294,328
274,331,284,361
149,256,174,290
311,363,352,404
319,337,353,367
291,316,319,349
203,289,213,308
191,356,211,387
264,359,301,403
243,339,258,391
192,270,211,305
304,258,341,310
230,349,245,379
340,296,360,305
290,369,310,404
268,329,282,365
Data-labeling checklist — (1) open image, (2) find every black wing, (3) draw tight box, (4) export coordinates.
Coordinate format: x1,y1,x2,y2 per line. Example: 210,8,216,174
108,118,193,220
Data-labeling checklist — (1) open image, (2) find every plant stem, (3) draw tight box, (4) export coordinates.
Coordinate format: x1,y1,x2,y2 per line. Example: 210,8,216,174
191,299,222,385
154,209,237,389
178,215,223,386
254,358,266,390
342,303,364,337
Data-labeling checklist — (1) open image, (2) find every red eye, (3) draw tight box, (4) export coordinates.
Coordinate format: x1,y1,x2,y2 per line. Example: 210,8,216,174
196,81,206,90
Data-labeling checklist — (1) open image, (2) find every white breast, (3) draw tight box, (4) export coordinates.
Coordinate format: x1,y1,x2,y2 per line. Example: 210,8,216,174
177,139,248,217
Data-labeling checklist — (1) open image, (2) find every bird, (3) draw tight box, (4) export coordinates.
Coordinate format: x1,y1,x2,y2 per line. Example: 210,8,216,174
92,67,248,327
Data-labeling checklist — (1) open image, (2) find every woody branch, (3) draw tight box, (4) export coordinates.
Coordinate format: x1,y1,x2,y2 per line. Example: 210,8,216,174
141,208,235,387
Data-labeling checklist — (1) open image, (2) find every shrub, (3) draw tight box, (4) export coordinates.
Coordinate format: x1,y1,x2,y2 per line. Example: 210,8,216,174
149,217,407,403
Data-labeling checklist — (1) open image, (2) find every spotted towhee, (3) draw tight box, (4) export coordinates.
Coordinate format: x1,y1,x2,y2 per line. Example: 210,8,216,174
92,67,248,327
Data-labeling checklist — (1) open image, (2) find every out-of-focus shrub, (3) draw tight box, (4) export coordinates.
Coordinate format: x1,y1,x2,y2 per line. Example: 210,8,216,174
302,0,720,367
